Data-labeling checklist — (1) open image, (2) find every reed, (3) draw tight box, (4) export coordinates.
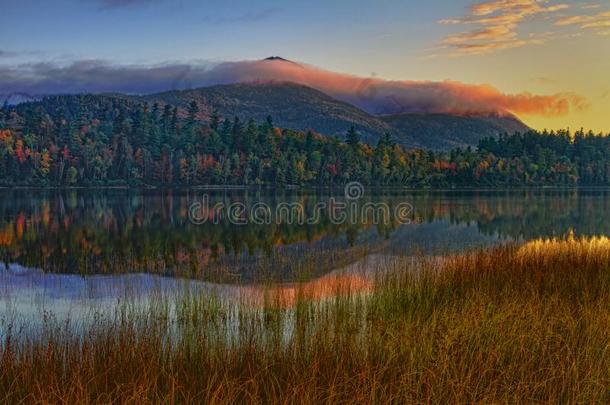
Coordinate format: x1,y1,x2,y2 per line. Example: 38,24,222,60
2,236,610,403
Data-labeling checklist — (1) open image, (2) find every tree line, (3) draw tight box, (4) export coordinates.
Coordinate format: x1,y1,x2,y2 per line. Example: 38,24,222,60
1,95,609,187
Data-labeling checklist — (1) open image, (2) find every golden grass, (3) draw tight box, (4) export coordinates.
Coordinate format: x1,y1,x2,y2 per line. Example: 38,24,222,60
518,232,610,260
2,237,610,403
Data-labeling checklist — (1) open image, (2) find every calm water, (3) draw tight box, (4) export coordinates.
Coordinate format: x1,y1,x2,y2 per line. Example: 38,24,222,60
1,189,610,328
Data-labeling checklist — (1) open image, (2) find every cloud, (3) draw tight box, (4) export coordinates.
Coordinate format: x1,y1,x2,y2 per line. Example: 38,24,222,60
555,10,610,34
438,0,570,56
581,3,602,10
202,8,281,24
0,58,587,117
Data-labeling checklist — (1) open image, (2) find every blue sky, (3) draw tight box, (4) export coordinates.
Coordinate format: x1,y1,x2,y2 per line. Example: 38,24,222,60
1,0,466,73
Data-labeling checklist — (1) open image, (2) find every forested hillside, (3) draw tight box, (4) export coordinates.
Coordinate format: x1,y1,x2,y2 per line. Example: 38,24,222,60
1,95,609,187
143,82,530,150
143,82,394,145
381,112,529,150
0,82,534,151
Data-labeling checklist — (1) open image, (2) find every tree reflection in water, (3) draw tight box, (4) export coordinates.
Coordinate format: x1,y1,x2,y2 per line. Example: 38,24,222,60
1,189,609,282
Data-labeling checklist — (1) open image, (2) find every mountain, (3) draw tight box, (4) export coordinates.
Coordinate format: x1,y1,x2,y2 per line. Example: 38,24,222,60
141,82,393,144
5,81,530,151
380,112,530,150
142,82,529,150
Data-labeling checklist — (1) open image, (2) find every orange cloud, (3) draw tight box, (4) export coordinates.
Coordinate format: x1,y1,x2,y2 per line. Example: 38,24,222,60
555,10,610,34
438,0,570,56
203,59,588,117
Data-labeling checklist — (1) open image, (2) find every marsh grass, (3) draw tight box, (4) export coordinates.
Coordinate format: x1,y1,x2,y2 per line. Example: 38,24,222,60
2,237,610,403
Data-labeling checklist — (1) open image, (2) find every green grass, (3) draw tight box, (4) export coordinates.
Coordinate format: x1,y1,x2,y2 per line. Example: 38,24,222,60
2,237,610,403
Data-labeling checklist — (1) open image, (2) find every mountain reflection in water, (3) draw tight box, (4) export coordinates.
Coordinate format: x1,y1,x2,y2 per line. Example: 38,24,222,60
0,189,609,284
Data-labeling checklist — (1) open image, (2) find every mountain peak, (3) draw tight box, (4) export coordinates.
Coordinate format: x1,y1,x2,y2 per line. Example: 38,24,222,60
262,56,303,69
264,56,290,62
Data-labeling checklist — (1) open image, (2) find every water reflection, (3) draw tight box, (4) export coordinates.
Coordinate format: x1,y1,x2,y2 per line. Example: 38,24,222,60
0,255,392,333
1,189,610,282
